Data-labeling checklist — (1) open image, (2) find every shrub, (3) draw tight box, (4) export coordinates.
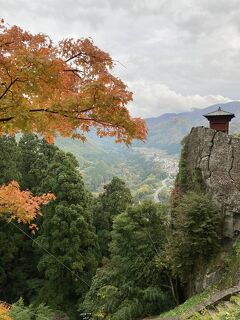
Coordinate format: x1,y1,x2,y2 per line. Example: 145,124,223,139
165,192,222,282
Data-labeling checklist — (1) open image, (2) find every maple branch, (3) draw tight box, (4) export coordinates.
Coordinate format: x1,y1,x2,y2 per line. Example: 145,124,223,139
65,52,112,65
65,52,86,63
0,108,126,131
63,68,86,80
0,62,28,100
29,106,97,114
112,59,127,69
29,109,122,128
0,116,14,122
0,41,15,48
79,118,125,130
0,105,97,121
64,68,84,74
0,77,27,100
0,78,18,100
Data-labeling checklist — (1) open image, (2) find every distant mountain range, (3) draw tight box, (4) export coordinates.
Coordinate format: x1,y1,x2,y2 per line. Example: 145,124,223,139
56,101,240,194
138,100,240,154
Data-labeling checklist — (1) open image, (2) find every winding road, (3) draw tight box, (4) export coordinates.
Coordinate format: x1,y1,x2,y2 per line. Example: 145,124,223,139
153,178,170,203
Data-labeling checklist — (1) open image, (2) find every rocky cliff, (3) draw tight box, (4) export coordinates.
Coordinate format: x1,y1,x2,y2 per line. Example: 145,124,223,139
177,126,240,295
183,126,240,239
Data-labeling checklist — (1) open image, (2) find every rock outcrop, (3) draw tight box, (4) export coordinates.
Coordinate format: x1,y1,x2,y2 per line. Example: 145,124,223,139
183,126,240,239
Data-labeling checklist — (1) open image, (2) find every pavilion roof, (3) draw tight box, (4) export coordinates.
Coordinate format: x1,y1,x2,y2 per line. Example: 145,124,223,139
203,107,235,118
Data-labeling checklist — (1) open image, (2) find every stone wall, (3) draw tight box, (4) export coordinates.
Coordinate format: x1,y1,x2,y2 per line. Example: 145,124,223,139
184,126,240,239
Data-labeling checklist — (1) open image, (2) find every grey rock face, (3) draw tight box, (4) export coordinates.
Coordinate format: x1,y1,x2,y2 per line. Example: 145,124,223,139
185,127,240,239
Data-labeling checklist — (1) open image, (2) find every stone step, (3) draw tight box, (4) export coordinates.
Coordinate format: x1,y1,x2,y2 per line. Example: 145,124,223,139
224,300,237,311
206,307,219,320
214,302,228,314
195,299,240,319
230,295,240,306
153,290,240,320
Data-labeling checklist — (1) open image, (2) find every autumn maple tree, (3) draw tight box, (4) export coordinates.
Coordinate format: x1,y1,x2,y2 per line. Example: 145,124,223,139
0,19,147,223
0,19,147,144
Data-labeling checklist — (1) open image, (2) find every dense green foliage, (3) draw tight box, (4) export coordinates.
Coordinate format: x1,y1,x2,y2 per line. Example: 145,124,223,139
0,134,226,320
0,135,173,319
165,192,222,282
35,150,99,317
0,136,20,185
0,137,40,303
81,201,173,319
10,298,55,320
0,220,38,304
0,135,99,318
17,134,58,193
94,177,132,258
168,137,223,286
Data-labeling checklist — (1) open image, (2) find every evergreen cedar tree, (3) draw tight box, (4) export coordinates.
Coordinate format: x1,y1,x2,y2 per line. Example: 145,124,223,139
94,176,133,258
0,135,99,318
0,20,147,223
81,201,173,319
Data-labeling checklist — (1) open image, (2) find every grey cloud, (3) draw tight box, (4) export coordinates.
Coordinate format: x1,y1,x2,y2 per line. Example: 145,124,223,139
1,0,239,117
128,80,231,117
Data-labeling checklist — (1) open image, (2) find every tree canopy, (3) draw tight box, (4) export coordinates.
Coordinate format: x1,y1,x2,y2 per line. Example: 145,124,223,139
81,201,173,319
0,135,100,318
0,19,147,144
94,177,133,258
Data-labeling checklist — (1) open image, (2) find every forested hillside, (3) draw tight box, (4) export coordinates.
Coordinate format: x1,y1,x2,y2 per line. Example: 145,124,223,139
0,135,175,319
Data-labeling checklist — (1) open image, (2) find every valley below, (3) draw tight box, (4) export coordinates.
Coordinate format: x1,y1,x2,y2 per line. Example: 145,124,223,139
56,101,240,201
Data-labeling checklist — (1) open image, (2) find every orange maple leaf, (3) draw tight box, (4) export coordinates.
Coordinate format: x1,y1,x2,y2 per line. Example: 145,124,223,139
0,181,55,224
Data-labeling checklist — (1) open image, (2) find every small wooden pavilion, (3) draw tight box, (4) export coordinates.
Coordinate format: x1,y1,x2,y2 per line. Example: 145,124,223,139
203,106,235,134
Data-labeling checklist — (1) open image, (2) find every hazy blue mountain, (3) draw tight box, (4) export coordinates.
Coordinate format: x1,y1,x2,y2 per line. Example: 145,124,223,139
137,100,240,154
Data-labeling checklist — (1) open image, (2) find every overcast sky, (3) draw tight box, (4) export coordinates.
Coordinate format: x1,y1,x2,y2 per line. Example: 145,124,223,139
1,0,240,118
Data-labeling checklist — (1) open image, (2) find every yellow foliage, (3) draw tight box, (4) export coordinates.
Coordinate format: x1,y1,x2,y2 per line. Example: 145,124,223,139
95,307,107,319
0,303,12,320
